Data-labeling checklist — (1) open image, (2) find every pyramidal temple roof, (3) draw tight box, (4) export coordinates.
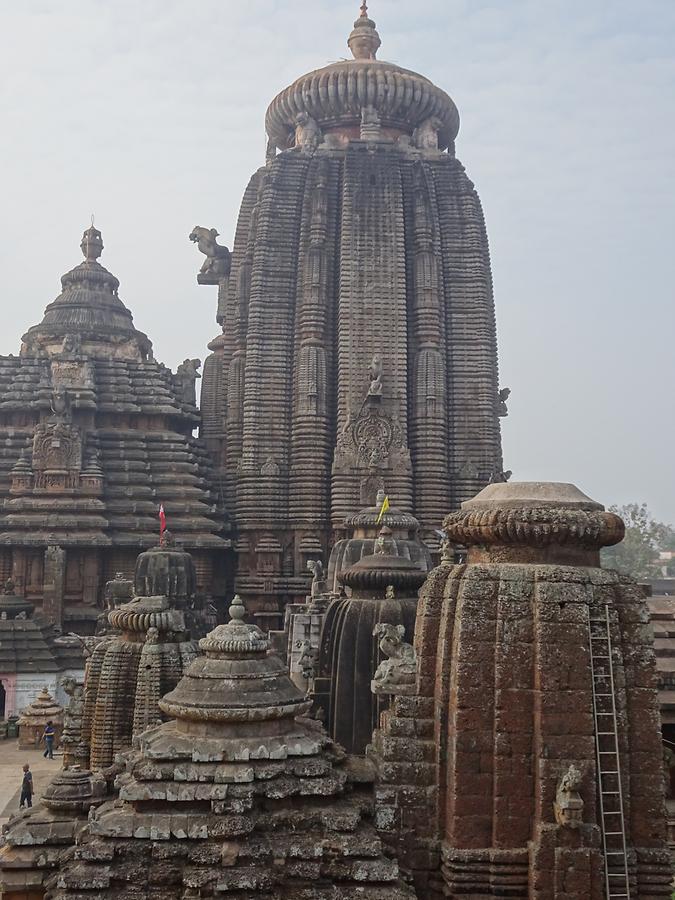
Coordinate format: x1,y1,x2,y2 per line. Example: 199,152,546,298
22,226,151,360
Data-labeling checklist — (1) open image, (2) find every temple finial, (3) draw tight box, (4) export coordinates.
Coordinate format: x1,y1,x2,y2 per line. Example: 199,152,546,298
348,2,381,60
228,594,246,623
80,222,103,262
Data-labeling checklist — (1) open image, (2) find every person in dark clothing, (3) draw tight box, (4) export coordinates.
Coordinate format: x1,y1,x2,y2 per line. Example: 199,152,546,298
19,763,32,808
41,720,55,759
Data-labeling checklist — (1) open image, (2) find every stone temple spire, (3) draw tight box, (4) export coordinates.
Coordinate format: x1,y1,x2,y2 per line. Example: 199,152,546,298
348,0,381,59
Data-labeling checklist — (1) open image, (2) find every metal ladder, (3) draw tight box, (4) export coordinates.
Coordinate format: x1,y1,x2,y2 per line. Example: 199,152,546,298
588,603,631,900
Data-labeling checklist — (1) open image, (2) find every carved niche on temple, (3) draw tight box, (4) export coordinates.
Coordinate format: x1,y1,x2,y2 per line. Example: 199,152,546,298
32,390,82,491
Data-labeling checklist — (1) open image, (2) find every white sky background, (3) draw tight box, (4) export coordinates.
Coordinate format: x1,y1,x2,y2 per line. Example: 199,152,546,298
0,0,673,522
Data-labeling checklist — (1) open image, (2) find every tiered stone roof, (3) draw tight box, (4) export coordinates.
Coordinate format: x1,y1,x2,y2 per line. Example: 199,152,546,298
0,767,106,898
54,596,415,898
0,225,228,630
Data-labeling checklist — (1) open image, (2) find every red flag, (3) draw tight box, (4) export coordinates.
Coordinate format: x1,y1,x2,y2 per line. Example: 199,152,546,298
159,504,166,542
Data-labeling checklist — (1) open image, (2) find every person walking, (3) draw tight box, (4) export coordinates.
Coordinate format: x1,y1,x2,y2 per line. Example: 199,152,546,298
40,720,55,759
19,763,32,808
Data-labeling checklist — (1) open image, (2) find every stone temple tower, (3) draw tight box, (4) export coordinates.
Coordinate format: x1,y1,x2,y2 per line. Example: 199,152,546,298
201,5,504,620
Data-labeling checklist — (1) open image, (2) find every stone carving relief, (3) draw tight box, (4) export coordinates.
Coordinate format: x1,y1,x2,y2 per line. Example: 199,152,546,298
367,355,383,397
296,639,318,681
32,417,82,491
371,622,417,695
51,358,94,390
553,764,584,828
61,333,82,355
335,403,410,474
413,116,443,151
294,112,322,152
50,386,72,423
189,227,232,279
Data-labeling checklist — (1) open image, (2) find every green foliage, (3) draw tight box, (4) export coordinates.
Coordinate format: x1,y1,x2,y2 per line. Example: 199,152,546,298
601,502,675,581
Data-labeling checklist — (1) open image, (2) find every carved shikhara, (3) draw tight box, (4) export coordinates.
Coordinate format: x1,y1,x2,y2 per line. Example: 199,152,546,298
212,36,503,619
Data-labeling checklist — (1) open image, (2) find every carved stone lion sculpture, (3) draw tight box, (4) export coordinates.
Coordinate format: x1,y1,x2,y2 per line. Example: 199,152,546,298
189,227,231,278
371,622,417,695
294,112,322,152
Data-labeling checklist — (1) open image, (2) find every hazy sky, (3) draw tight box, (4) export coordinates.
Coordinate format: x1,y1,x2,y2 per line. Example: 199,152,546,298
0,0,673,522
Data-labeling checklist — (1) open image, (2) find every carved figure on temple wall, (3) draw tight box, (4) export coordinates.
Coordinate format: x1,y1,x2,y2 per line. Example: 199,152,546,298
554,763,584,828
413,115,443,151
306,559,327,598
296,639,317,681
498,386,511,417
371,622,417,695
265,138,277,165
175,358,201,406
367,354,383,396
50,386,72,423
294,112,322,152
189,227,232,278
4,577,15,595
61,333,81,355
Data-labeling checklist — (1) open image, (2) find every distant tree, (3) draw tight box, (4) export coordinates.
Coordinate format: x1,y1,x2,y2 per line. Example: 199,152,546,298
601,503,675,581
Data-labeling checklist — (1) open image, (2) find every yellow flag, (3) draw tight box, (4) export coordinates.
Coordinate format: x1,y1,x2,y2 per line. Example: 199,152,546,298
376,495,390,524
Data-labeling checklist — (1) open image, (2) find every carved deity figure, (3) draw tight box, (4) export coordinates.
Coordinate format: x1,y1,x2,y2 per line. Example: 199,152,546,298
189,227,232,278
367,354,383,397
554,764,584,828
265,138,277,165
3,577,15,595
176,358,201,406
413,116,443,151
294,112,322,152
371,622,417,695
50,386,72,423
497,386,511,417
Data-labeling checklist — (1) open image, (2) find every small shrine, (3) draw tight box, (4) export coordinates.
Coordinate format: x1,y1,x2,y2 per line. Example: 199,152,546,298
17,686,63,750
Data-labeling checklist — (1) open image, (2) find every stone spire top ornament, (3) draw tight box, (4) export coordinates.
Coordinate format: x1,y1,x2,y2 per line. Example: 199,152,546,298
79,221,103,262
348,0,381,59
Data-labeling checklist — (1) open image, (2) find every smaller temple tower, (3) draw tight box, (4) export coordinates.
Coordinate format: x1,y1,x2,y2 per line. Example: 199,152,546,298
0,226,230,631
81,541,203,770
370,482,673,898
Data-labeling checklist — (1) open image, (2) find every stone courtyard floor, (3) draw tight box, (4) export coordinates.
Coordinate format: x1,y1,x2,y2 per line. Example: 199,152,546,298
0,741,60,828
